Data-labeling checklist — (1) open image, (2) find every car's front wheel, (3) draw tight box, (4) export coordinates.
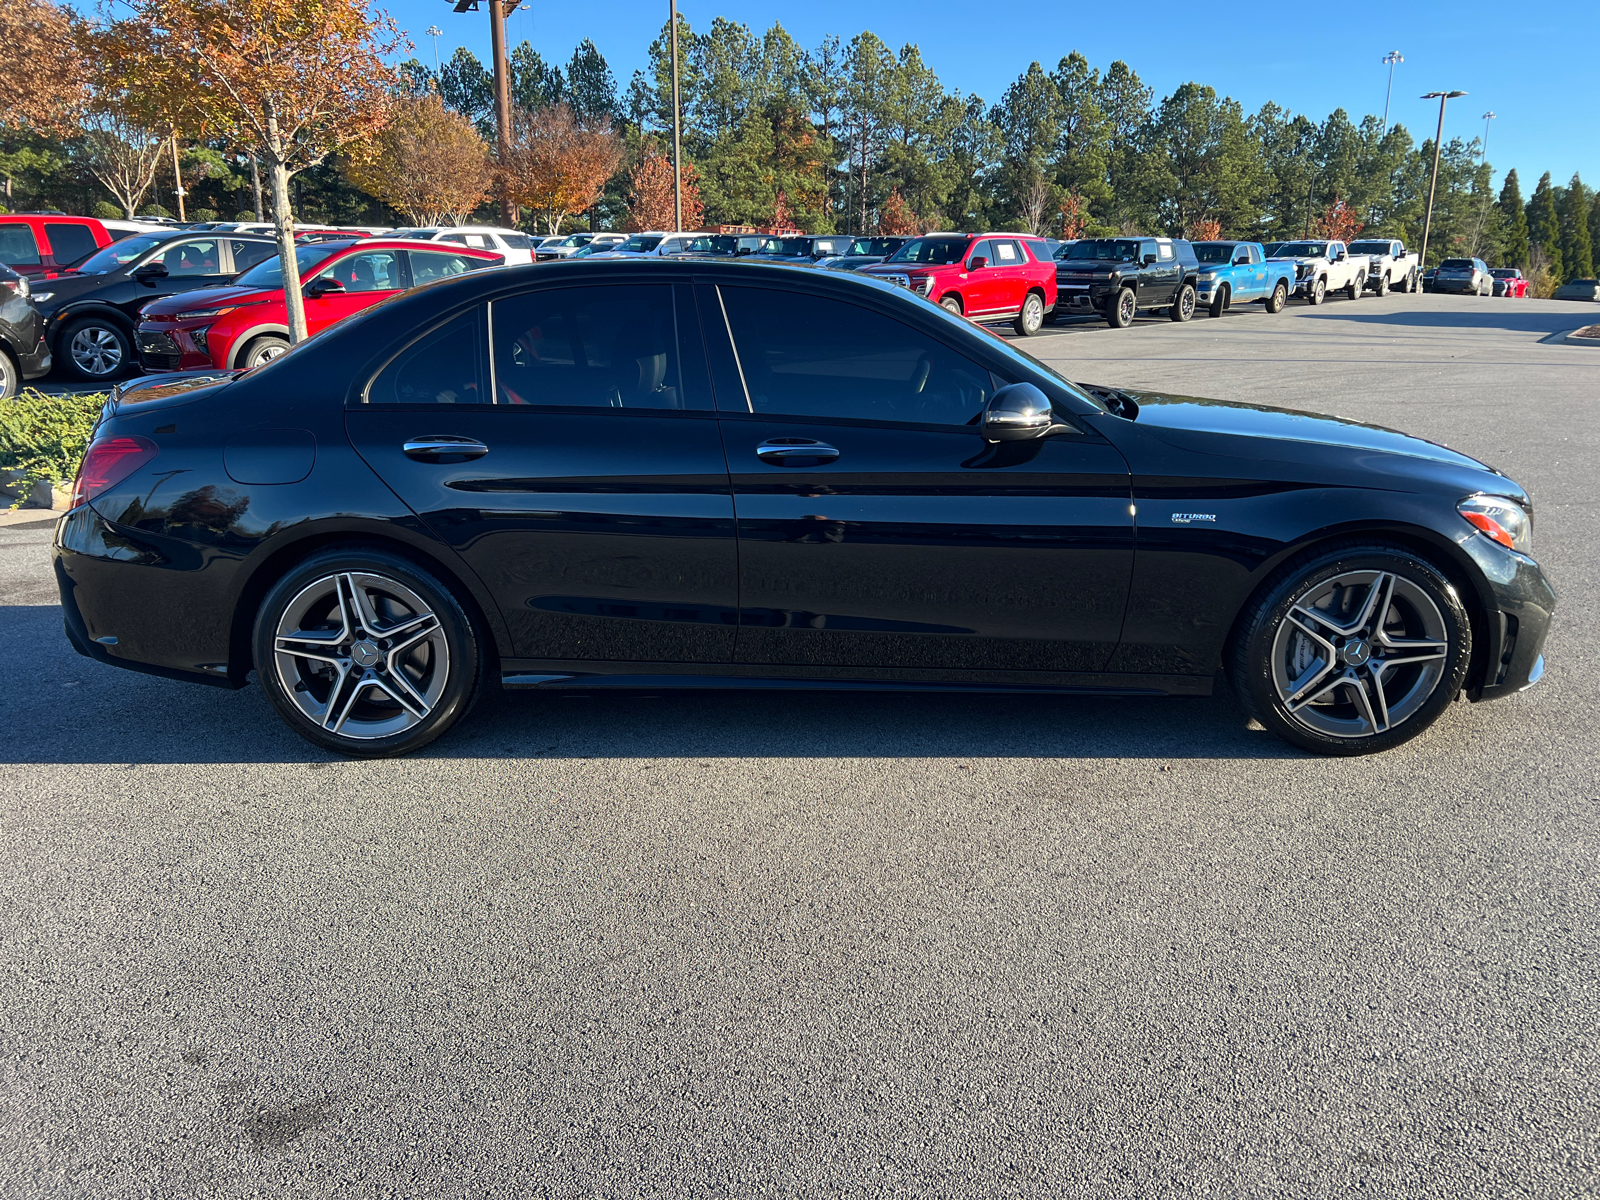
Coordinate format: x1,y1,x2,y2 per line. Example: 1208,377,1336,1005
1207,284,1229,318
240,334,291,369
1229,542,1471,755
1346,273,1362,300
1013,292,1045,336
253,546,485,757
0,349,17,400
1374,272,1388,297
1107,287,1136,328
1307,278,1327,305
60,316,132,382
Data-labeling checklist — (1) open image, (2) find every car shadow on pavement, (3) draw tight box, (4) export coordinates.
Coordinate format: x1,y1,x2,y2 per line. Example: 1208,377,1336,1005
0,602,1300,765
1299,308,1591,336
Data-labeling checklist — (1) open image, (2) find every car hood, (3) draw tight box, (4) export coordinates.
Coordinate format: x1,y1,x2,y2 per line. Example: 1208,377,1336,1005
139,284,274,315
31,269,120,303
1119,390,1496,473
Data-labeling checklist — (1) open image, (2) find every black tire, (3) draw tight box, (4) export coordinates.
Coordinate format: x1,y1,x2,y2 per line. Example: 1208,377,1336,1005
1169,282,1196,322
1012,291,1045,336
1106,287,1135,328
1208,283,1228,318
1265,281,1288,314
240,334,291,369
59,316,133,382
253,545,486,757
0,349,17,400
1227,541,1472,756
1374,272,1388,297
939,295,963,316
1345,273,1362,301
1307,278,1326,306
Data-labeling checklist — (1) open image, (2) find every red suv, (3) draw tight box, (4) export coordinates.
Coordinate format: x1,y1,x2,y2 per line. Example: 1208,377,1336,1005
0,215,114,279
135,238,503,371
859,233,1057,335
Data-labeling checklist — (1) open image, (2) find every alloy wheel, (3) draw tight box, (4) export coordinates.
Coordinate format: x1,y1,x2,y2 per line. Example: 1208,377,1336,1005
249,340,289,367
1270,569,1449,738
70,326,124,376
272,571,450,740
1117,289,1136,325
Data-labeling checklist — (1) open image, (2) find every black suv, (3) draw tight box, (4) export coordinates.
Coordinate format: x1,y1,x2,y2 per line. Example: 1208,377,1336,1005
0,262,51,398
1054,237,1202,327
29,230,278,382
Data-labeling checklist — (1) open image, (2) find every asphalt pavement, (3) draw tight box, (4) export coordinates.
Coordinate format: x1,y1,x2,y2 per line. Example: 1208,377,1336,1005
2,293,1596,1198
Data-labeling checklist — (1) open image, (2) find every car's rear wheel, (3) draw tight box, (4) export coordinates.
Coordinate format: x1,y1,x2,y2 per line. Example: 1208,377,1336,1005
60,316,131,382
1208,284,1229,318
1169,282,1196,322
1229,542,1471,755
939,295,963,316
1013,292,1045,336
253,546,484,757
1346,273,1362,300
1265,281,1288,314
1107,287,1136,328
240,334,291,369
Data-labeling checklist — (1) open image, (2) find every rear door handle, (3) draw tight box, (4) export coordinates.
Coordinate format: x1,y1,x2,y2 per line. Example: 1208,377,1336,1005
403,436,489,463
756,438,839,466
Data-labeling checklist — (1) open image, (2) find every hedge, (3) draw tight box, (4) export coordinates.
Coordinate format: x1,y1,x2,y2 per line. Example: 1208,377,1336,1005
0,389,106,508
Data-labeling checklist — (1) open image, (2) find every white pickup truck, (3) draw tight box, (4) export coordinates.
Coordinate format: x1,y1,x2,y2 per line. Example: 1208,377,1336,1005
1265,239,1367,305
1347,238,1421,294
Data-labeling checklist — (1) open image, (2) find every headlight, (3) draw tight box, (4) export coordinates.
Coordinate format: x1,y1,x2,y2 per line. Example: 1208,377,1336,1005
1198,271,1216,282
32,290,52,303
175,305,239,320
1458,494,1532,556
192,326,209,353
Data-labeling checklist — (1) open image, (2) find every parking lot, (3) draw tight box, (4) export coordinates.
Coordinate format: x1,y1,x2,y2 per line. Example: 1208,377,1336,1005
2,293,1596,1196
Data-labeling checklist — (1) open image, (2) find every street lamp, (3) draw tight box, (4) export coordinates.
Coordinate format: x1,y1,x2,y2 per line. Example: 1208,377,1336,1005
448,0,519,226
1418,90,1467,275
670,0,682,232
1481,111,1496,166
425,25,443,74
1380,51,1404,132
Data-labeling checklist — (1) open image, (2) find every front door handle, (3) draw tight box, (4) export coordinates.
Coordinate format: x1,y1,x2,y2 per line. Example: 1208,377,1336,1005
756,438,839,466
403,436,489,463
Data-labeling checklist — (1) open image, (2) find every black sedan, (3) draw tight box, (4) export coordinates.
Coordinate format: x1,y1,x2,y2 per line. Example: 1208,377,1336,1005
0,262,51,397
54,260,1555,757
29,230,279,382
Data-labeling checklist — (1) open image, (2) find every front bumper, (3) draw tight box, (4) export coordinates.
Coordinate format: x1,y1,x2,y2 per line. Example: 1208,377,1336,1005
1053,283,1109,313
136,325,213,373
17,332,51,379
1466,537,1557,701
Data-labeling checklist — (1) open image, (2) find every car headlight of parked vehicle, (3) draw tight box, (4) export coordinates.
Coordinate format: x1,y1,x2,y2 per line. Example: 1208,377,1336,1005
1459,494,1533,556
174,305,243,320
1198,271,1216,283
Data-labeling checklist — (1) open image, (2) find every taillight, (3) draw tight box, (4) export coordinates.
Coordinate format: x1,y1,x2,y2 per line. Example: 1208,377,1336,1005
72,435,157,509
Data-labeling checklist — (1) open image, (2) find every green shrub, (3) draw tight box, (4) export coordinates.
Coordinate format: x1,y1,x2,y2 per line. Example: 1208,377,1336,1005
0,389,106,508
191,207,219,222
92,201,124,220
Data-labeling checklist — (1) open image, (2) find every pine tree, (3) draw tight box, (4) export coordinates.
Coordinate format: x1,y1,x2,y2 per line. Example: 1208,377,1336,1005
1497,168,1529,266
1526,172,1563,281
1558,172,1594,280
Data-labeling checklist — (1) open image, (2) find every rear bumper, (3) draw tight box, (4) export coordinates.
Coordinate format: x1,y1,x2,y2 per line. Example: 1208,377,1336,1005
16,333,51,379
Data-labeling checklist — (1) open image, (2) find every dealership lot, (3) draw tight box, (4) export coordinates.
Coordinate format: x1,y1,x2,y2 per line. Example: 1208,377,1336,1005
1,294,1596,1196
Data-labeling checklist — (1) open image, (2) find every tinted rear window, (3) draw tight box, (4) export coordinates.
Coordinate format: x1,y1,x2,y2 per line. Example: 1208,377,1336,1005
46,222,101,265
1440,258,1474,268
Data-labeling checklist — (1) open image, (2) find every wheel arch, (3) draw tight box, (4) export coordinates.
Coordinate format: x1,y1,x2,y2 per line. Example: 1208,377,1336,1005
1219,520,1498,697
50,302,134,351
225,323,292,368
224,522,510,689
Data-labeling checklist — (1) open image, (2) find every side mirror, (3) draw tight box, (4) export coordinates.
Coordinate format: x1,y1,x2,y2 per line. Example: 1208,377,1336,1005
1142,253,1158,265
305,276,345,298
133,261,169,282
1336,251,1347,261
967,256,988,271
1233,255,1250,265
981,382,1058,442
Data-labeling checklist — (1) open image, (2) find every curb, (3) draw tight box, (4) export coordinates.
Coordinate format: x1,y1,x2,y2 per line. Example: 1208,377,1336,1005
1565,328,1600,346
0,469,71,510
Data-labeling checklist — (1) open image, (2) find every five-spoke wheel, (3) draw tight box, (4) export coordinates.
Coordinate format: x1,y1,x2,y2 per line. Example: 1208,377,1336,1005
1231,544,1471,754
254,548,481,756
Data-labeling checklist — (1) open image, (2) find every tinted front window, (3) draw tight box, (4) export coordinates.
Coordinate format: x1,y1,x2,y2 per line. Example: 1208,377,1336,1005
367,309,485,405
1347,241,1391,254
886,238,970,265
46,223,100,265
236,243,349,288
159,239,223,275
72,232,171,273
1064,239,1140,262
1273,242,1330,257
491,284,701,410
617,235,663,252
315,249,400,291
719,286,993,426
1194,243,1235,264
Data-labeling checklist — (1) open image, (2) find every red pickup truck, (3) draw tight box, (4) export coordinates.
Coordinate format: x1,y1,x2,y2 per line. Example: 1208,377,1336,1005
859,233,1058,335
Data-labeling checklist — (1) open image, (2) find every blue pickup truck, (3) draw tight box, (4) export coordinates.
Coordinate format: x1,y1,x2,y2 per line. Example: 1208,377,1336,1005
1192,241,1296,317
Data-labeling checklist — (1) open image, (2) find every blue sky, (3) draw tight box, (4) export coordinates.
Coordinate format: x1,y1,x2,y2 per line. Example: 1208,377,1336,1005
387,0,1596,192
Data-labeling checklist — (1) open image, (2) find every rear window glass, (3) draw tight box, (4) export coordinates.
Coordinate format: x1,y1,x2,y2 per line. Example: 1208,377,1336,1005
501,233,532,249
0,224,42,265
1440,258,1474,268
46,222,101,265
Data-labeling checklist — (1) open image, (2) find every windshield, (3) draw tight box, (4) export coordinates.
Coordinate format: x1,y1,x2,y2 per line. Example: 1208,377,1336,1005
1065,239,1141,262
72,233,177,275
1347,241,1391,254
664,234,736,254
1272,242,1329,258
886,237,970,265
846,237,899,257
617,235,662,252
1193,243,1237,265
234,243,344,289
755,237,813,256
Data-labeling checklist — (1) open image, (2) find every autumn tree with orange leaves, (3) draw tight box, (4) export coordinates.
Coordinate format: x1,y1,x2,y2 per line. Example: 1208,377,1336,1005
1312,198,1364,243
102,0,403,342
625,151,703,232
877,189,919,236
0,0,88,134
501,104,623,236
344,93,492,226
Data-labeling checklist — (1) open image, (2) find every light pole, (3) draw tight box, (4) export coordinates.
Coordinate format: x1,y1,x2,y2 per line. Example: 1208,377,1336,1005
670,0,682,232
449,0,519,227
1418,90,1467,273
1381,51,1403,132
425,25,443,74
1480,110,1496,166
